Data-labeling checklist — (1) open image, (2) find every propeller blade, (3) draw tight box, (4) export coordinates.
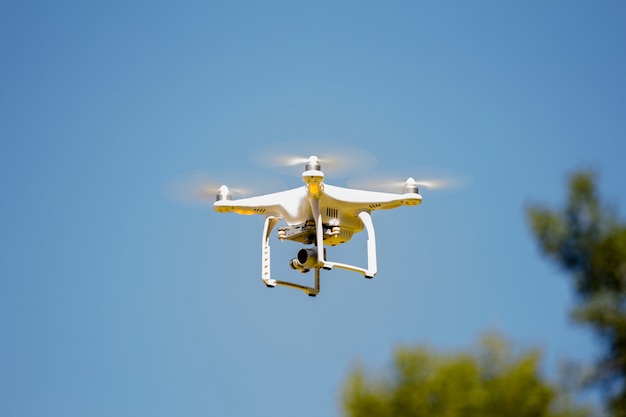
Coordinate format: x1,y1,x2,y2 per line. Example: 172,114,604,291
162,170,286,206
250,141,377,177
348,168,471,193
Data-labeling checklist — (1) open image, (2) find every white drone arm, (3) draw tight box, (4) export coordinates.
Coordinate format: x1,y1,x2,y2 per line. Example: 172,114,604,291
322,184,422,210
214,187,306,219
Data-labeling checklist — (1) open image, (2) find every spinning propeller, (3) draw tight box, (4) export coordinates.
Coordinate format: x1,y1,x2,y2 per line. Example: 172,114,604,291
162,170,285,206
348,169,471,193
250,142,377,177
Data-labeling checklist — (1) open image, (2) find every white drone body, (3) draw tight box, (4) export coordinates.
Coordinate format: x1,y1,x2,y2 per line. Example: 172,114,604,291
214,156,422,296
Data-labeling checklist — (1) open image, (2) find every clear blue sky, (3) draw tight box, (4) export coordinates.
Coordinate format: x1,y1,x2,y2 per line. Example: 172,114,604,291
1,2,625,416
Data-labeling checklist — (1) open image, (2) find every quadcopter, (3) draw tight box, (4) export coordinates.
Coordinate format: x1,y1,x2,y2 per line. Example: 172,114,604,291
213,155,424,297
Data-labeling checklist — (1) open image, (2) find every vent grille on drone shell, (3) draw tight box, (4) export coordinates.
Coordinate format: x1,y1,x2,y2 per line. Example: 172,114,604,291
326,207,338,218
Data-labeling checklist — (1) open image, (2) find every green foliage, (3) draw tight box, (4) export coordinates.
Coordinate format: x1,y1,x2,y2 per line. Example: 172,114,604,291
527,171,626,416
342,333,591,417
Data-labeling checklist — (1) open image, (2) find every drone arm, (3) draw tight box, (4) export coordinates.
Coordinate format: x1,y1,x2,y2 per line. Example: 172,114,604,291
322,184,422,209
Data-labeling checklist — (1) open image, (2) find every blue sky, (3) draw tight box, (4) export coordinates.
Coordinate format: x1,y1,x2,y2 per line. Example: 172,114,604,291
1,1,625,416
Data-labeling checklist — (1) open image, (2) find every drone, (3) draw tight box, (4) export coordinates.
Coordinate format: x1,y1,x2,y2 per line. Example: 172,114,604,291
213,155,424,297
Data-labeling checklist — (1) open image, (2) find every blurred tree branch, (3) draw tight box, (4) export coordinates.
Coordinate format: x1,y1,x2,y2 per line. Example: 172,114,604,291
527,170,626,416
341,333,592,417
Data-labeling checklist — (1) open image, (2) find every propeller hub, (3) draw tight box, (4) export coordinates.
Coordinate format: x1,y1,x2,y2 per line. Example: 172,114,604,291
216,185,232,201
403,178,419,194
305,155,321,171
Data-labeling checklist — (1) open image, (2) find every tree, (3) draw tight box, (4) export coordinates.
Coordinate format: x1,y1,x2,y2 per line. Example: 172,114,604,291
341,333,591,417
527,170,626,416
